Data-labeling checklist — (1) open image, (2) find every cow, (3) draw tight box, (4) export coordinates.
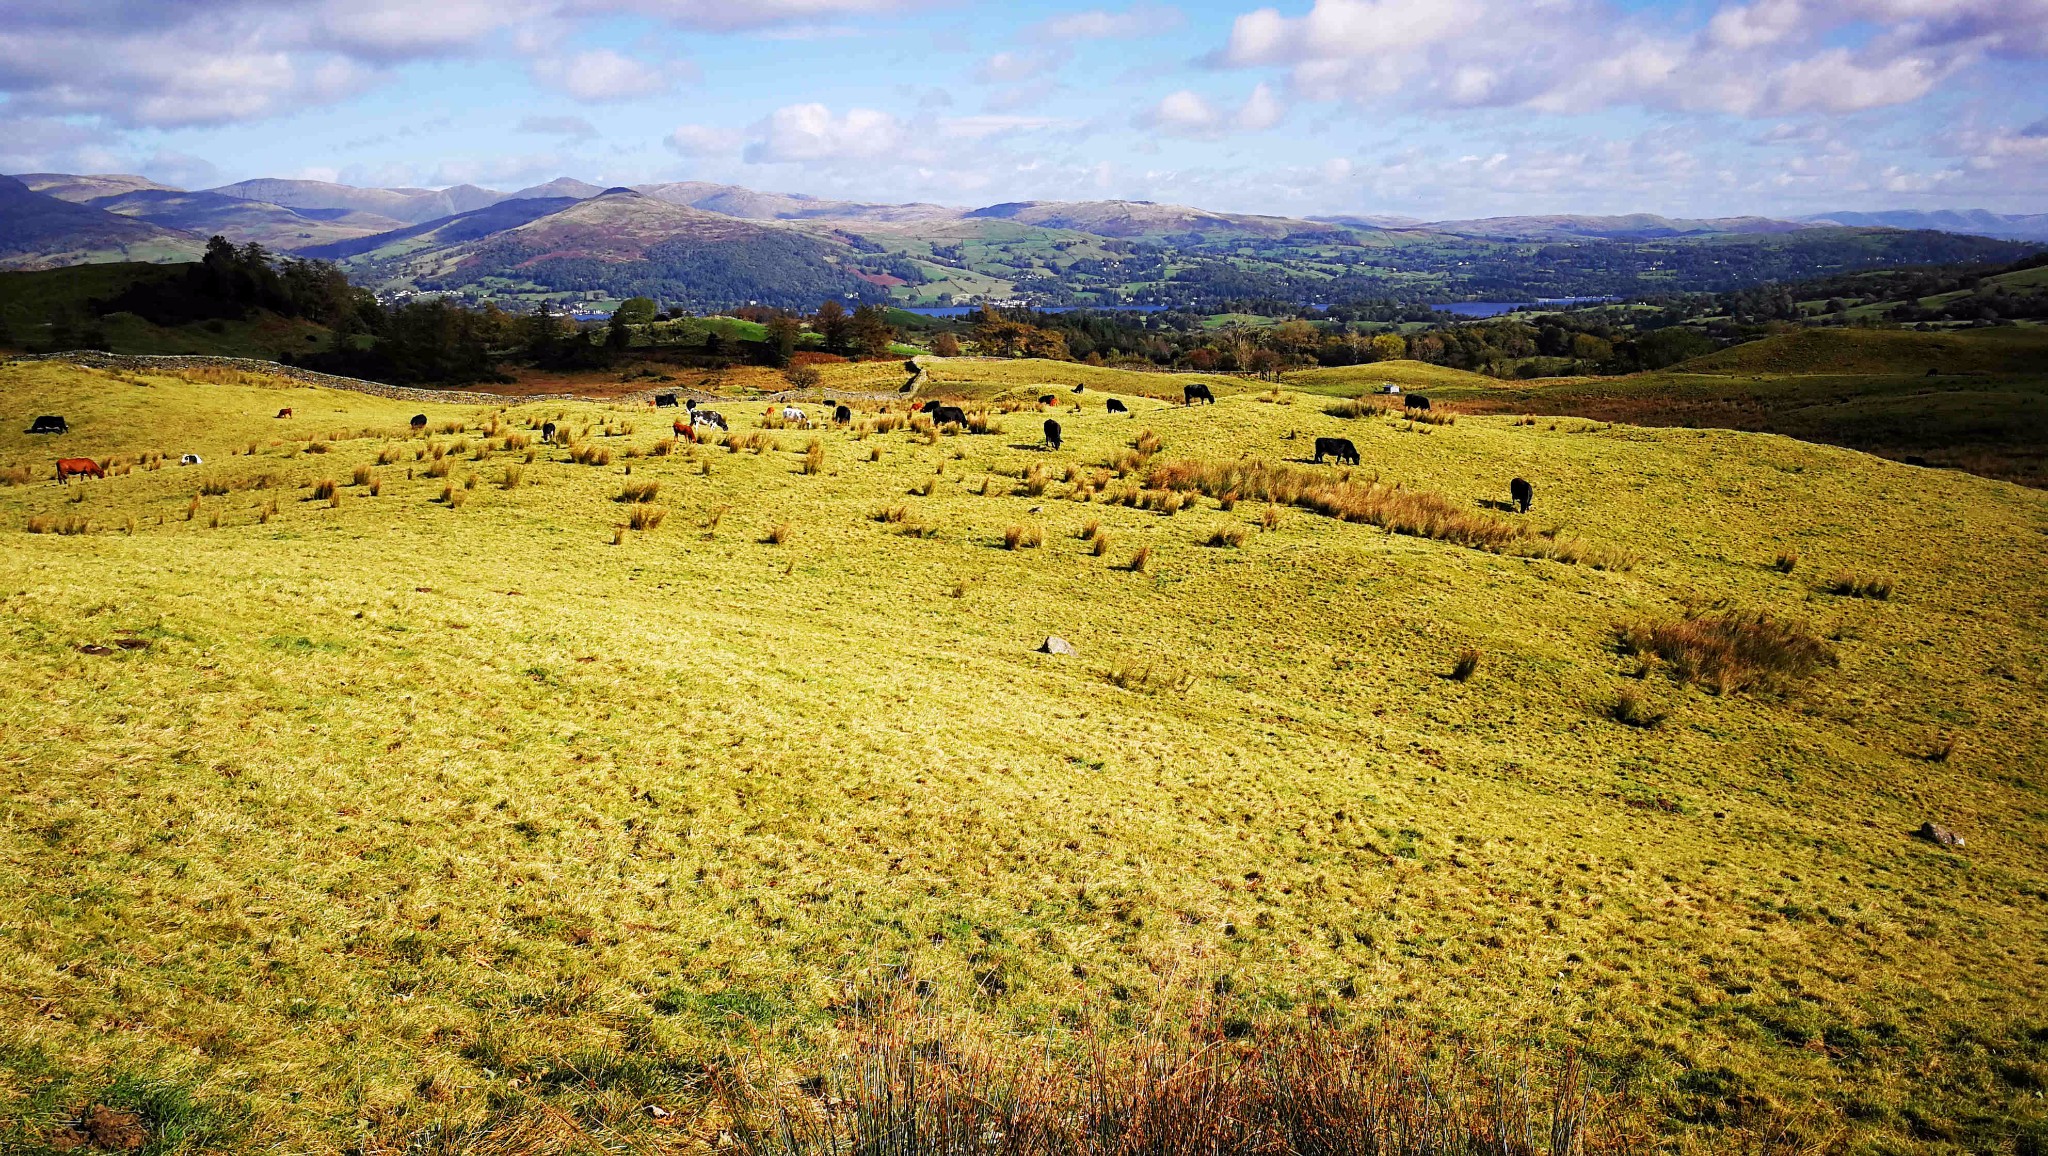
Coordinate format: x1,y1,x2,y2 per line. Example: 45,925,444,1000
276,407,294,419
1038,394,1056,407
1072,383,1084,393
55,458,103,483
655,393,679,408
686,398,698,411
920,399,943,414
834,404,852,424
693,410,728,431
410,414,428,432
673,419,689,438
180,454,203,466
1185,383,1215,405
1404,395,1431,411
1106,398,1129,414
932,405,968,427
781,405,809,428
27,415,67,434
1314,437,1360,466
1044,419,1063,450
541,421,558,443
1510,477,1534,514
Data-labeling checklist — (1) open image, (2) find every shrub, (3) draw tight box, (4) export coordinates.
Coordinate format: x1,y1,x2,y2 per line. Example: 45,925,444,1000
310,478,337,501
651,437,676,456
425,458,452,479
763,522,792,545
868,446,882,462
1003,524,1043,550
616,481,661,503
1825,574,1893,599
352,465,373,486
1020,465,1048,497
1451,646,1482,682
1205,526,1245,548
1218,490,1238,511
368,479,381,497
1261,504,1281,532
1773,549,1799,573
1608,688,1667,728
501,467,523,490
1615,611,1835,695
628,505,666,531
803,440,824,476
1133,430,1162,457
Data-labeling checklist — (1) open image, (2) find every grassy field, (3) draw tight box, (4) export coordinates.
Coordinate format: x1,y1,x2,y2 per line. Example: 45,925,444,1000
1,356,2045,1154
1455,330,2048,488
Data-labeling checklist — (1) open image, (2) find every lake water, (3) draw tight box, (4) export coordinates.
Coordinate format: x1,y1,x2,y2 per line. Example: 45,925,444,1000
897,304,1171,317
1431,297,1614,318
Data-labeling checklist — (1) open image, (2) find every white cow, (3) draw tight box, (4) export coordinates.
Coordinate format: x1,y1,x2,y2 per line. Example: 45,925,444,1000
781,406,809,428
180,454,203,465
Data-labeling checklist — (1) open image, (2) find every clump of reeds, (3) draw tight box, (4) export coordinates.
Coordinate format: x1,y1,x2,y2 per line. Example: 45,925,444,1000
616,481,660,503
310,478,337,501
572,444,612,467
1615,611,1835,695
352,465,373,486
1019,465,1047,497
1824,574,1892,599
500,467,522,490
1126,544,1152,572
1205,526,1245,548
1324,397,1387,419
763,522,792,545
1451,646,1482,681
628,505,666,531
803,440,824,476
1003,524,1043,550
1772,549,1799,573
1608,687,1666,728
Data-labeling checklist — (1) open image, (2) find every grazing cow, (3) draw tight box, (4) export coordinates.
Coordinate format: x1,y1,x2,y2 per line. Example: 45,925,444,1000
180,453,203,466
1404,394,1431,411
932,405,967,427
1106,398,1129,414
693,410,728,431
1038,394,1056,406
27,415,67,434
673,419,688,438
834,404,852,424
276,407,293,419
1044,418,1063,450
1184,383,1215,405
1313,437,1360,466
1510,477,1534,514
541,421,558,443
410,414,428,432
1072,383,1084,393
781,405,809,428
55,458,103,483
655,393,679,407
920,399,943,414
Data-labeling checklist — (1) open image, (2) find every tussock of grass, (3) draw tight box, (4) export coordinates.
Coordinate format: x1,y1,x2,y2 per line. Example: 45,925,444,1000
571,444,612,467
1126,544,1152,572
763,521,792,545
615,481,660,503
309,479,336,501
1325,397,1389,419
803,440,825,476
1452,646,1482,681
627,505,666,531
1773,549,1799,574
500,467,523,491
1615,611,1835,695
1825,574,1893,599
1003,524,1043,550
1204,525,1245,548
1607,687,1667,728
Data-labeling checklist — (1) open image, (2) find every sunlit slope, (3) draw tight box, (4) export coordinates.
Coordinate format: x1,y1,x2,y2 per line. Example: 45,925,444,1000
1,360,2044,1152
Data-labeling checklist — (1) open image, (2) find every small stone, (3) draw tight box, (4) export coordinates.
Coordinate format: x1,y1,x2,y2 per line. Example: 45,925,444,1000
1039,636,1078,657
1917,821,1964,849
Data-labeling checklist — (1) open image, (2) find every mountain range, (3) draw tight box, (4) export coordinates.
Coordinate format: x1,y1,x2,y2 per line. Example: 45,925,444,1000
2,170,2041,309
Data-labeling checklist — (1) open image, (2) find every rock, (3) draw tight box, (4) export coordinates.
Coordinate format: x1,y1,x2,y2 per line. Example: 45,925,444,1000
1039,636,1078,657
1917,821,1964,849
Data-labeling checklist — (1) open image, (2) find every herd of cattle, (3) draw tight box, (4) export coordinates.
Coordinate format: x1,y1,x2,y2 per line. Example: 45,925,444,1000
17,384,1527,510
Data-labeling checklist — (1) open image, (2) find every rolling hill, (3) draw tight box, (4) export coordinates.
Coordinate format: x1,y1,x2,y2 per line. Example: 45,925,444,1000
0,176,202,271
69,189,402,251
1424,213,1809,240
965,199,1348,240
1804,209,2048,242
206,178,506,225
0,357,2042,1153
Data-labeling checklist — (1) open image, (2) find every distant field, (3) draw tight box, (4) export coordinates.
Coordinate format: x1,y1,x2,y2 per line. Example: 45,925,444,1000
1464,329,2048,488
1281,360,1511,395
1,357,2044,1153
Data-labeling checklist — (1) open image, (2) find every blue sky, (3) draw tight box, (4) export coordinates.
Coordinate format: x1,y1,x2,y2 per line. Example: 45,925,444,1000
2,0,2046,218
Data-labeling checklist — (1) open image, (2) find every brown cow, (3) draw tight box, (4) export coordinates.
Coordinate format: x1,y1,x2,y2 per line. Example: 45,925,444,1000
55,458,103,483
276,407,294,419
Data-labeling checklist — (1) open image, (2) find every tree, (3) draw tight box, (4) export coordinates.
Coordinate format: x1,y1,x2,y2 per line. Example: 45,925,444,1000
765,314,801,366
1369,333,1407,362
614,296,659,325
849,304,895,359
931,332,961,357
785,365,822,390
605,313,633,360
814,300,852,353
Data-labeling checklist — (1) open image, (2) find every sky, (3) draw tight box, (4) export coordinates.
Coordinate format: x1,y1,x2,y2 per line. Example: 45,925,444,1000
2,0,2046,220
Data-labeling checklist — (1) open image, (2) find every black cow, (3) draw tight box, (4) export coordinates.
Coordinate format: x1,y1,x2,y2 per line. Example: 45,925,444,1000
1044,419,1062,450
541,421,558,442
655,393,679,407
920,399,943,414
932,405,968,427
27,415,67,434
1185,383,1216,405
1510,477,1534,513
1106,398,1129,414
1038,394,1056,406
409,413,428,432
686,398,698,410
834,404,852,424
1314,437,1360,466
1072,383,1084,393
1405,394,1431,410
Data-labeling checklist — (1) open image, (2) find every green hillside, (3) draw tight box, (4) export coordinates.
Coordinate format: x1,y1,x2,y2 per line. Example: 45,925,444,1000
1667,326,2048,376
1,359,2044,1153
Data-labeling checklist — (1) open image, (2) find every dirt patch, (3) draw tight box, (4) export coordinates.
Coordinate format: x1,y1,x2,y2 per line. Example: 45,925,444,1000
50,1105,148,1152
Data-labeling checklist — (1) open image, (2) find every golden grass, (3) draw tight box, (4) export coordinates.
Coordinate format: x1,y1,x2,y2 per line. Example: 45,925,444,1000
0,362,2043,1154
1615,611,1835,695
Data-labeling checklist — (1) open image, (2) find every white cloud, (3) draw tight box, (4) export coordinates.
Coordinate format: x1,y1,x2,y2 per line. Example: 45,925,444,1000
743,104,912,164
1031,4,1184,40
1137,83,1286,136
529,49,680,101
518,114,600,138
666,124,745,155
974,50,1068,84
